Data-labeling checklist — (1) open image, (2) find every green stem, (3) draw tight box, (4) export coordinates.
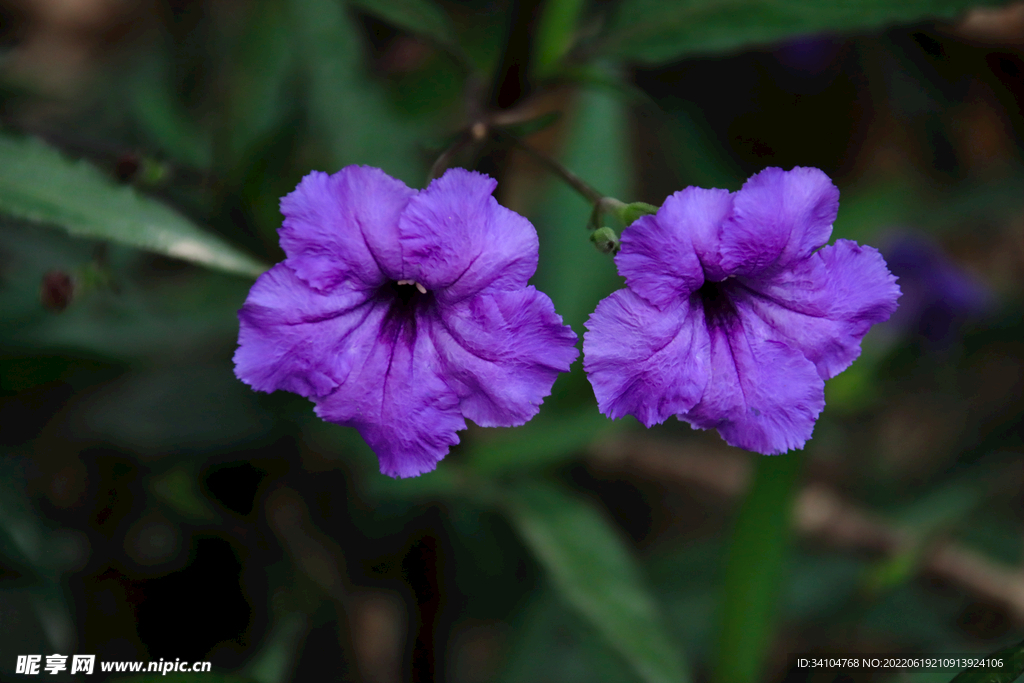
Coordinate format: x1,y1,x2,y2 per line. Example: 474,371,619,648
494,128,606,207
712,452,804,683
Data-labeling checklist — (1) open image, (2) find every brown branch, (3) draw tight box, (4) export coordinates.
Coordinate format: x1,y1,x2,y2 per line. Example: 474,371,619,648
588,435,1024,622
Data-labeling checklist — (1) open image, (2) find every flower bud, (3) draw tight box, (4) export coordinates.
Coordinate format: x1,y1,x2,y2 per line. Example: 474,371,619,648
590,227,620,254
619,201,659,226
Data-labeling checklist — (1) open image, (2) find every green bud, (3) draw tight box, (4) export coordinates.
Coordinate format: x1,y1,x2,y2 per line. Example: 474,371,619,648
138,158,171,186
590,227,620,254
619,201,659,226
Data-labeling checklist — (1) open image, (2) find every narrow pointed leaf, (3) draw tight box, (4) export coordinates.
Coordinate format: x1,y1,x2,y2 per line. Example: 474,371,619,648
0,133,268,277
504,480,689,683
598,0,1015,64
713,453,803,683
533,0,588,79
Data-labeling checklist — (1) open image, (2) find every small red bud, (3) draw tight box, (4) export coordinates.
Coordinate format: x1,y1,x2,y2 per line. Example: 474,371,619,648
114,153,141,183
40,270,75,312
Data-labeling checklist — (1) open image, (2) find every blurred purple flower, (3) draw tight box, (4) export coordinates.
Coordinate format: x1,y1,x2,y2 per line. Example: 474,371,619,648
234,166,578,478
773,35,841,76
880,231,991,346
584,167,901,454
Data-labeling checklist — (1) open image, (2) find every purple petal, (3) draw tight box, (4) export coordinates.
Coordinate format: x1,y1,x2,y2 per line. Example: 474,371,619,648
430,287,579,427
583,289,710,427
313,303,466,478
279,166,415,291
881,231,988,345
719,166,839,278
616,187,727,306
233,263,373,398
732,239,900,380
681,311,825,454
398,168,538,303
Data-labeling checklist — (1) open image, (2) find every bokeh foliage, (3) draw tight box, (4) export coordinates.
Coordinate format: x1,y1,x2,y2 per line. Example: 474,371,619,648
1,0,1023,682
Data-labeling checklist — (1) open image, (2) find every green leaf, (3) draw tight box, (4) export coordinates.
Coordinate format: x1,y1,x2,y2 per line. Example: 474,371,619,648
129,54,213,170
0,133,268,277
467,407,623,474
533,0,589,79
288,0,422,185
347,0,460,53
498,588,645,683
366,465,470,501
151,467,222,524
0,459,77,653
949,640,1024,683
220,0,297,171
246,611,310,683
712,453,803,683
0,223,253,360
598,0,1015,64
504,480,689,683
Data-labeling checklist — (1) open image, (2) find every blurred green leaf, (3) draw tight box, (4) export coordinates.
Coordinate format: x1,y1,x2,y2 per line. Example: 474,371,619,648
366,464,470,500
504,480,689,683
597,0,1015,64
467,407,622,474
444,2,511,74
151,467,223,524
246,611,309,683
949,640,1024,683
0,133,268,277
833,177,917,244
712,453,802,683
893,479,986,531
498,588,644,683
823,359,875,413
659,98,744,190
861,580,976,647
347,0,460,54
0,590,60,676
862,544,925,594
129,55,213,170
220,0,297,171
0,223,253,361
288,0,422,185
533,0,588,80
863,476,990,593
823,337,891,414
0,459,77,654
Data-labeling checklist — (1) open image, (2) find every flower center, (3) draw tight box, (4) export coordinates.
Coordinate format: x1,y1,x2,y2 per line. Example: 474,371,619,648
385,279,431,310
379,279,434,342
396,279,427,295
697,279,737,327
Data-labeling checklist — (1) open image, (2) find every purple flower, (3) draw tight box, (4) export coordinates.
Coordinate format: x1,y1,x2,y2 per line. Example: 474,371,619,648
880,231,990,347
234,166,578,477
583,167,901,454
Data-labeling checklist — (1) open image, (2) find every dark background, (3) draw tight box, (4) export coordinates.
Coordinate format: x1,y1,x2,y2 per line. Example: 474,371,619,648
0,1,1022,682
